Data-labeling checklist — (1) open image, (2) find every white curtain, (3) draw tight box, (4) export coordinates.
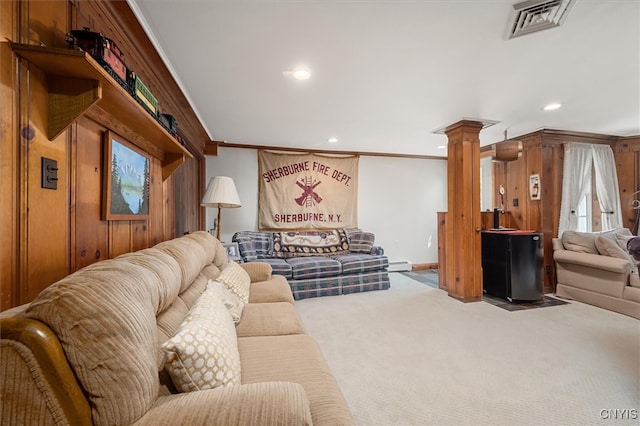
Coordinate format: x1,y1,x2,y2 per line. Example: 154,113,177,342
558,143,594,237
592,144,623,230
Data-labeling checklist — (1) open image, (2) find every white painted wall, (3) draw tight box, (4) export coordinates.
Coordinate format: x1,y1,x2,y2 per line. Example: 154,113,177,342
205,147,447,265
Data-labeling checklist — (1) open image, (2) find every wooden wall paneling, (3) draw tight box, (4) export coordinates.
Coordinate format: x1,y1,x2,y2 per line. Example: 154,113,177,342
614,140,640,232
70,0,207,236
163,174,176,241
149,160,166,245
131,221,149,252
542,143,564,240
74,0,210,154
23,0,69,49
539,143,563,292
109,221,132,258
615,151,637,231
493,158,507,211
2,0,208,310
172,154,203,236
0,1,18,310
480,211,517,230
523,137,542,231
505,159,525,229
73,118,108,270
21,1,71,304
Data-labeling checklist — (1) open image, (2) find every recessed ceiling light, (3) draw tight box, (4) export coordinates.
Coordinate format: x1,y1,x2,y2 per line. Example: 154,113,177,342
437,145,446,149
293,69,311,80
328,137,338,143
543,102,562,111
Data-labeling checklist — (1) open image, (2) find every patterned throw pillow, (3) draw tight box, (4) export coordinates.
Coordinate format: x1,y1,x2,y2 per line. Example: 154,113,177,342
161,287,241,392
207,279,244,324
272,229,349,258
232,231,274,261
216,261,251,303
347,231,375,254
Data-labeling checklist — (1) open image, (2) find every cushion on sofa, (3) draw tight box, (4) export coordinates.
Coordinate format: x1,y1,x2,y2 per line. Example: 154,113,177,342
137,382,313,426
26,258,175,426
347,231,375,254
207,280,244,324
616,233,636,253
235,302,306,337
332,253,389,275
233,231,274,261
561,231,598,254
595,235,635,264
161,287,241,393
602,227,632,239
238,334,354,426
216,261,251,303
561,228,632,255
260,258,293,279
273,230,349,258
183,231,217,265
286,256,343,279
249,275,295,304
239,262,273,283
155,236,211,293
199,263,222,282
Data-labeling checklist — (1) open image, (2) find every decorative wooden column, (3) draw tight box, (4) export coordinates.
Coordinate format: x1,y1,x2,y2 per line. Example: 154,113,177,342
444,120,483,302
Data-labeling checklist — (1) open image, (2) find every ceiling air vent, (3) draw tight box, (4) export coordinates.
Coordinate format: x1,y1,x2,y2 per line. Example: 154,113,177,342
507,0,576,39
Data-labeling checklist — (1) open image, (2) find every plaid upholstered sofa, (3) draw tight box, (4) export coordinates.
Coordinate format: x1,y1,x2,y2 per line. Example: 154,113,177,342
232,228,390,300
0,231,353,425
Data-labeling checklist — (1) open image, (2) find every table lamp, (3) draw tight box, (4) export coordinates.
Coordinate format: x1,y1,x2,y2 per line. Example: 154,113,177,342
201,176,241,240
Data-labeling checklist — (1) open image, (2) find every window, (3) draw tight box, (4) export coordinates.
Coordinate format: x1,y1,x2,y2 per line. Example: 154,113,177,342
576,192,591,232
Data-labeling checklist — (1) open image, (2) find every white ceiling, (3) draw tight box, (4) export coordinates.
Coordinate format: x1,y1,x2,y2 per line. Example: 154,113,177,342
128,0,639,157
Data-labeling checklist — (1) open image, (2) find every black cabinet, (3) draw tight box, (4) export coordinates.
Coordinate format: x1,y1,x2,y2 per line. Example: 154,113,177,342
481,231,543,302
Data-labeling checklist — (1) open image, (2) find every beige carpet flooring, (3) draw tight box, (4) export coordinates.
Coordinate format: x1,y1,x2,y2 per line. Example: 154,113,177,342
295,273,640,425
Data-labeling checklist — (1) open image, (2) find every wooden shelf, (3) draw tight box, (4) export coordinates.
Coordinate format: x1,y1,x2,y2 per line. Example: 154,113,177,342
11,43,192,179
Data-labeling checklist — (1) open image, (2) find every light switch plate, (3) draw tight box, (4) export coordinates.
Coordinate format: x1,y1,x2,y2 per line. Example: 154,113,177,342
42,157,58,190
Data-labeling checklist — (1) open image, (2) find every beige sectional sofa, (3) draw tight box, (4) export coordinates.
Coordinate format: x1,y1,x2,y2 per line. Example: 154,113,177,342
553,228,640,319
0,231,353,425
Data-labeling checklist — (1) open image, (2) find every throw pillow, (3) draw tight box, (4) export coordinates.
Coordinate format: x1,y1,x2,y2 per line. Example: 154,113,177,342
348,231,375,254
232,231,274,261
615,233,634,253
561,231,598,254
161,287,241,392
207,279,244,324
216,261,251,303
599,227,632,241
272,229,349,258
595,235,636,273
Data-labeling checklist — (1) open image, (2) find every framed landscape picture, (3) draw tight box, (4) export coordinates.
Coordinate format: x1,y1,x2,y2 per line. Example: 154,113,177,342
103,131,150,220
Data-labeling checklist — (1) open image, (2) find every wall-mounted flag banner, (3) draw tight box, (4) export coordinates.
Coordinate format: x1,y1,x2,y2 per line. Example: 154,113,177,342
258,150,359,230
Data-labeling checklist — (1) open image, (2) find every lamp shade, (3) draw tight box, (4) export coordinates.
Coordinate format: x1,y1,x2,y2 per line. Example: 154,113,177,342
201,176,241,208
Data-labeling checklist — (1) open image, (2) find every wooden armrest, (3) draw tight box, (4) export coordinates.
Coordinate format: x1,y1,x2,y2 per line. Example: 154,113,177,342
1,316,92,425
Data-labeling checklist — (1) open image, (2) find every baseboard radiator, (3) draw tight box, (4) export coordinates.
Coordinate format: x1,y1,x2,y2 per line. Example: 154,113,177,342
388,260,412,272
